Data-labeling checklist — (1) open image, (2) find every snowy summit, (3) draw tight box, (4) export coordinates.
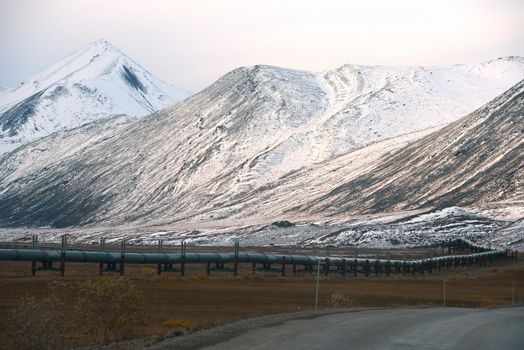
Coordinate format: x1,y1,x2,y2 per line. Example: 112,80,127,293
0,39,190,154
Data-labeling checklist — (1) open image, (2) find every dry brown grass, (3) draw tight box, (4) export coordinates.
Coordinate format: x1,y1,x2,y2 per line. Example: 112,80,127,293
0,255,522,349
1,278,148,349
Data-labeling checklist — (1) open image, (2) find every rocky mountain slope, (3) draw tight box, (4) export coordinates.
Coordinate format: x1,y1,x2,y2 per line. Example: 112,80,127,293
0,40,189,154
0,60,523,228
291,79,524,216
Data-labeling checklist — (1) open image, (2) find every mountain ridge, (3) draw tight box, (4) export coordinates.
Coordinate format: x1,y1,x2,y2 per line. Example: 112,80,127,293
0,59,523,228
291,79,524,215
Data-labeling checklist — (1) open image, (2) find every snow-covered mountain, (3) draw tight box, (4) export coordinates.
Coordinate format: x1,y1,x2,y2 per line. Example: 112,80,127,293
291,79,524,216
0,58,523,229
0,40,190,154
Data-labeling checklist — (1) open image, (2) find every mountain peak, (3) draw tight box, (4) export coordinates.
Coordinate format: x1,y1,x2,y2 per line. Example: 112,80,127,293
91,38,113,46
84,39,123,57
0,40,190,154
9,40,128,93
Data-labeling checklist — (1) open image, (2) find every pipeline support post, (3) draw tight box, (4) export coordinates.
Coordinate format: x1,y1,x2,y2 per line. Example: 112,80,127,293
31,235,38,276
157,239,163,275
60,235,67,276
233,241,239,277
98,238,105,275
180,241,186,276
120,239,126,276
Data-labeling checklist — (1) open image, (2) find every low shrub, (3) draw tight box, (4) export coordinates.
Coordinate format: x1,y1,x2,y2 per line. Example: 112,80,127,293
329,292,354,308
5,278,149,349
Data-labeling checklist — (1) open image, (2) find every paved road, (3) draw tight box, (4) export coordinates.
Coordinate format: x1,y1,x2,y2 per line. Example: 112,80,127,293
202,307,524,350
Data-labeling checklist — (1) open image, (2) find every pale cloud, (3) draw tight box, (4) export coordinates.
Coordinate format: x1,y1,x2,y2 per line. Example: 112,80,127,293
0,0,523,92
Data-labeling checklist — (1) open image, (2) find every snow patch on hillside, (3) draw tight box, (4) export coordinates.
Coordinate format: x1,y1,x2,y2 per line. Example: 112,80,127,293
0,206,520,249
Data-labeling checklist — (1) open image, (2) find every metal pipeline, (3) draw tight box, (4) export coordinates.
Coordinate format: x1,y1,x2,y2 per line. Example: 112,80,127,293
0,246,508,267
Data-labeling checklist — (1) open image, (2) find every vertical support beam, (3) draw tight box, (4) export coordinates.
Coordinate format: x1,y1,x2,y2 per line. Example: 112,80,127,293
252,262,256,274
341,259,346,277
60,235,67,277
120,239,126,276
293,264,297,276
99,238,105,276
180,241,186,276
281,256,286,276
157,239,163,276
206,262,211,275
31,235,37,276
324,258,329,276
234,241,239,277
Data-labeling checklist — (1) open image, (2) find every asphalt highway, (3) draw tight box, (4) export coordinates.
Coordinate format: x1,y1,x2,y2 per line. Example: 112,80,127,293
202,307,524,350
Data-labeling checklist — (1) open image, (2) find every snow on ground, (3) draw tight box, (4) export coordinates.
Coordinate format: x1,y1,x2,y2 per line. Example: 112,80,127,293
0,205,520,249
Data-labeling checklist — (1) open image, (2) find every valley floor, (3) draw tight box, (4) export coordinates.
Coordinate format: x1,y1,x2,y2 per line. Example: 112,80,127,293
0,254,522,349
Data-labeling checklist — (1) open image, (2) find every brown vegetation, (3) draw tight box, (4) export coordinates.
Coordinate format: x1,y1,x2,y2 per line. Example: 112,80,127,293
2,278,148,349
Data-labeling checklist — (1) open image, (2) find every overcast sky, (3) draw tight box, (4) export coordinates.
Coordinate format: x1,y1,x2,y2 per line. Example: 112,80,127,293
1,0,523,92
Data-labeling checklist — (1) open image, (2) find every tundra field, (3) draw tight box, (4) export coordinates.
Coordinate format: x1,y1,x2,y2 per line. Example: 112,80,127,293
0,245,522,348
